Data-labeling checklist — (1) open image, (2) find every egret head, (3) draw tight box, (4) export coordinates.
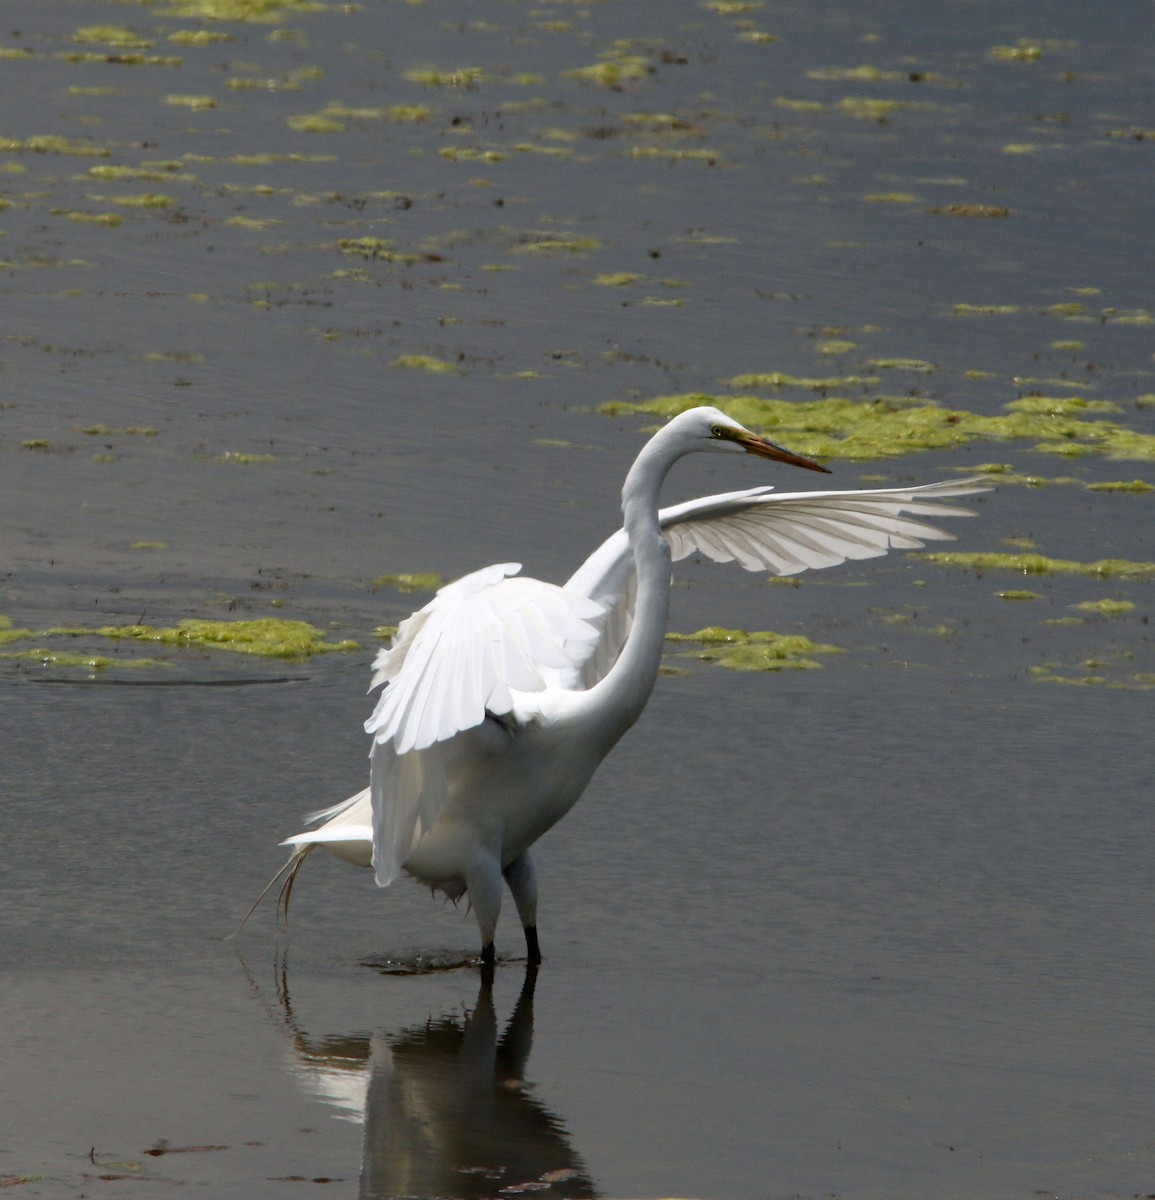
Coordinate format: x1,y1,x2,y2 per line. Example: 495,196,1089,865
673,405,830,474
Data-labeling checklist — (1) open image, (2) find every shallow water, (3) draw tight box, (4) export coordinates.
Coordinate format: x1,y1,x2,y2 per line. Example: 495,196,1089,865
2,1,1154,1197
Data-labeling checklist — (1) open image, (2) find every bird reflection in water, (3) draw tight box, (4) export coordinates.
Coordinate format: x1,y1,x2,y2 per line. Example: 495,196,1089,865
265,961,597,1200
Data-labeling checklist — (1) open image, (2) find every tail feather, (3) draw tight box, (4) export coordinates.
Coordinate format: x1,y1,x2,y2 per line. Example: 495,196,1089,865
277,844,311,925
225,844,314,940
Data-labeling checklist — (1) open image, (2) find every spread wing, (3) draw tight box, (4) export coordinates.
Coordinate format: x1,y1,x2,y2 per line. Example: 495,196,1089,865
364,563,605,756
322,478,985,887
565,477,989,687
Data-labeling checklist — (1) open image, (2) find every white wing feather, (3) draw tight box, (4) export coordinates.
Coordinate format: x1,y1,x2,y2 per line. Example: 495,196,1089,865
568,477,988,687
369,736,452,886
312,477,985,887
364,563,604,756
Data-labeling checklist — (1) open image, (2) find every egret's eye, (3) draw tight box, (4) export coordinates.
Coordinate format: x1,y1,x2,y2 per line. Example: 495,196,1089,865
710,424,725,438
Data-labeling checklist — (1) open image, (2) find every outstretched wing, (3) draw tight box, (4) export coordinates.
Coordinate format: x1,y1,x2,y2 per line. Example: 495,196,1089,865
566,477,988,687
365,563,605,756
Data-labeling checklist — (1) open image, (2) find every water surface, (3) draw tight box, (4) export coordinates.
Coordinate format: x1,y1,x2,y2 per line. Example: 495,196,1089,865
2,1,1153,1196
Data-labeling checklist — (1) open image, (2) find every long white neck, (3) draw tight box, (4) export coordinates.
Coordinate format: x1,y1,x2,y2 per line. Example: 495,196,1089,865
570,431,679,746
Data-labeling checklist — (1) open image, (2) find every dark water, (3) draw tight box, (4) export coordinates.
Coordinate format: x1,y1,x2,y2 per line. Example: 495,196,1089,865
2,1,1153,1197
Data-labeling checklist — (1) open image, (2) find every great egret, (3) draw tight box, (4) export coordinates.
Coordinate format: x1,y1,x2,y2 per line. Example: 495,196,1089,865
240,406,985,966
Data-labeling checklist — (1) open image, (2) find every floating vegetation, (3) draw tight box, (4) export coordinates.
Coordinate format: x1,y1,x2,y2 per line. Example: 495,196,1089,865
168,28,235,44
1028,662,1155,691
213,450,278,463
864,357,936,372
592,272,642,286
143,349,205,363
623,145,722,163
0,617,35,646
915,552,1155,579
701,1,766,13
809,65,907,82
728,372,878,390
53,619,356,657
996,590,1041,601
58,50,182,66
0,648,169,671
564,53,653,88
668,626,842,671
1070,598,1136,616
95,193,175,207
1086,479,1154,494
287,113,344,133
952,303,1022,316
224,215,281,229
166,94,217,109
600,389,1155,462
386,104,433,122
87,163,193,181
776,97,825,112
371,573,444,593
0,135,112,157
991,42,1044,62
72,26,155,49
439,145,508,163
927,204,1012,218
389,355,460,373
133,0,330,20
404,65,541,88
337,236,392,257
64,211,124,226
0,617,358,663
512,234,604,255
227,152,336,165
1104,309,1154,327
1008,395,1122,417
838,97,930,121
290,100,439,122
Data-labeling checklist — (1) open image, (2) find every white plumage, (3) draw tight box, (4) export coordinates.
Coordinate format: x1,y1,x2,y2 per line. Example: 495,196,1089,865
238,407,986,966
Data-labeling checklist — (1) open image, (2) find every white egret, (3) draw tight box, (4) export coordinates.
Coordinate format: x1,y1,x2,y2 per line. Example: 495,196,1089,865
240,406,985,966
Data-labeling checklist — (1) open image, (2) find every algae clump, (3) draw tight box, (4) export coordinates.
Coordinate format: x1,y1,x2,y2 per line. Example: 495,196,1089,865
46,618,358,658
372,573,443,594
389,355,460,373
667,626,841,671
0,649,169,670
0,616,36,646
599,390,1155,463
1070,599,1136,616
915,552,1155,579
137,0,329,20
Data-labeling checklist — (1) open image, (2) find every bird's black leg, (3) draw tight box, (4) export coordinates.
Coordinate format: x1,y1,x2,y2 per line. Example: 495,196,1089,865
480,940,496,986
502,851,542,964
